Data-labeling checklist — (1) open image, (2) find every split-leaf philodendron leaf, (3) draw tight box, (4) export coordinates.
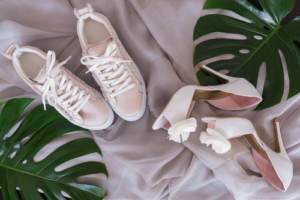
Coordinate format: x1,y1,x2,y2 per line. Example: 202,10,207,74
0,98,108,200
194,0,300,109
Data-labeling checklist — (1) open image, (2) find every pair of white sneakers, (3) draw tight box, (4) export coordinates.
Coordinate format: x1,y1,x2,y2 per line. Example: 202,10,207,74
2,4,146,130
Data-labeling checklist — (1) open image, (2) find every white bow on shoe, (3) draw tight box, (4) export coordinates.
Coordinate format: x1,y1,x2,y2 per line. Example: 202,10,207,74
168,118,197,143
200,128,231,154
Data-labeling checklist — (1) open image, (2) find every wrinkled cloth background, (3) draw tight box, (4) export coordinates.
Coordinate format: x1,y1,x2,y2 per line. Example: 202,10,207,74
1,0,300,200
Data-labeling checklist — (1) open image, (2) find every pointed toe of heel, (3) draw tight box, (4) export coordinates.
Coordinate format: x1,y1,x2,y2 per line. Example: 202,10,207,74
200,117,293,192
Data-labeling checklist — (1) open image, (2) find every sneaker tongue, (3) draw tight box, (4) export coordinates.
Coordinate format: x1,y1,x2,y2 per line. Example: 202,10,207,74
87,37,113,56
32,65,48,83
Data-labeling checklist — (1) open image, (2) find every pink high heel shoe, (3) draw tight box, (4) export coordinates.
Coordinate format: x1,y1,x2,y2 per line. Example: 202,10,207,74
200,117,293,192
152,65,262,143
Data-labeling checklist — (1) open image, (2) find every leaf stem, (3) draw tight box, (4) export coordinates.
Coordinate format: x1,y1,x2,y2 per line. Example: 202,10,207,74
0,162,59,182
238,24,281,71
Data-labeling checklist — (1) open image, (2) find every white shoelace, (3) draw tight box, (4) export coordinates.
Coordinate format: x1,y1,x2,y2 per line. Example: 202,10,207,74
81,41,136,98
40,51,90,121
168,118,197,143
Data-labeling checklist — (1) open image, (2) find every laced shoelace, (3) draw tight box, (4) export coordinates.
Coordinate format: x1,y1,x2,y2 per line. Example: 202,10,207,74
39,51,90,121
81,41,136,98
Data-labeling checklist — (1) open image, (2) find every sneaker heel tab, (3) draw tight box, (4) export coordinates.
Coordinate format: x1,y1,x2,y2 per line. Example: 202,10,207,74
74,3,94,19
2,43,19,60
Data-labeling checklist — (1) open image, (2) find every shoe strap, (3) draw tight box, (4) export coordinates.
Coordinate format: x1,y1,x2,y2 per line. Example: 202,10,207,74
2,43,19,59
74,3,94,19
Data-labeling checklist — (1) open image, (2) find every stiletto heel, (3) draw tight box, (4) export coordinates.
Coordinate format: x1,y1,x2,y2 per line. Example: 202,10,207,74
152,65,262,143
273,118,287,155
200,117,293,192
274,118,281,153
199,64,235,82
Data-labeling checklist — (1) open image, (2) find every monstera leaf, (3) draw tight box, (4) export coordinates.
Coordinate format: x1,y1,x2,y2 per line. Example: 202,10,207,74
194,0,300,109
0,98,108,200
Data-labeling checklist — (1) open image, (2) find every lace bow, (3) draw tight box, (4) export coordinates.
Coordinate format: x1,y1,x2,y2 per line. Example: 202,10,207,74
40,51,90,122
81,41,136,98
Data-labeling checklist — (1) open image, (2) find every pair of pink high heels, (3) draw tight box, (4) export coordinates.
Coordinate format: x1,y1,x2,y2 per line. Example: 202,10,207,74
152,64,293,192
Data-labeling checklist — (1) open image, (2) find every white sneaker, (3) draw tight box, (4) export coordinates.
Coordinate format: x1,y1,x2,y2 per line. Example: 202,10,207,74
74,3,146,121
2,43,114,130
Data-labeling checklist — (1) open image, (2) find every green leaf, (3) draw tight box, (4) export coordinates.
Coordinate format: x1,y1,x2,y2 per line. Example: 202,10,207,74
0,101,5,107
0,98,108,200
285,16,300,42
194,0,300,109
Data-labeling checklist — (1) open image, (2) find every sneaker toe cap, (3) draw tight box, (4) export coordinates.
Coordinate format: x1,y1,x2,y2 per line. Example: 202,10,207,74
79,96,113,129
115,89,145,120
